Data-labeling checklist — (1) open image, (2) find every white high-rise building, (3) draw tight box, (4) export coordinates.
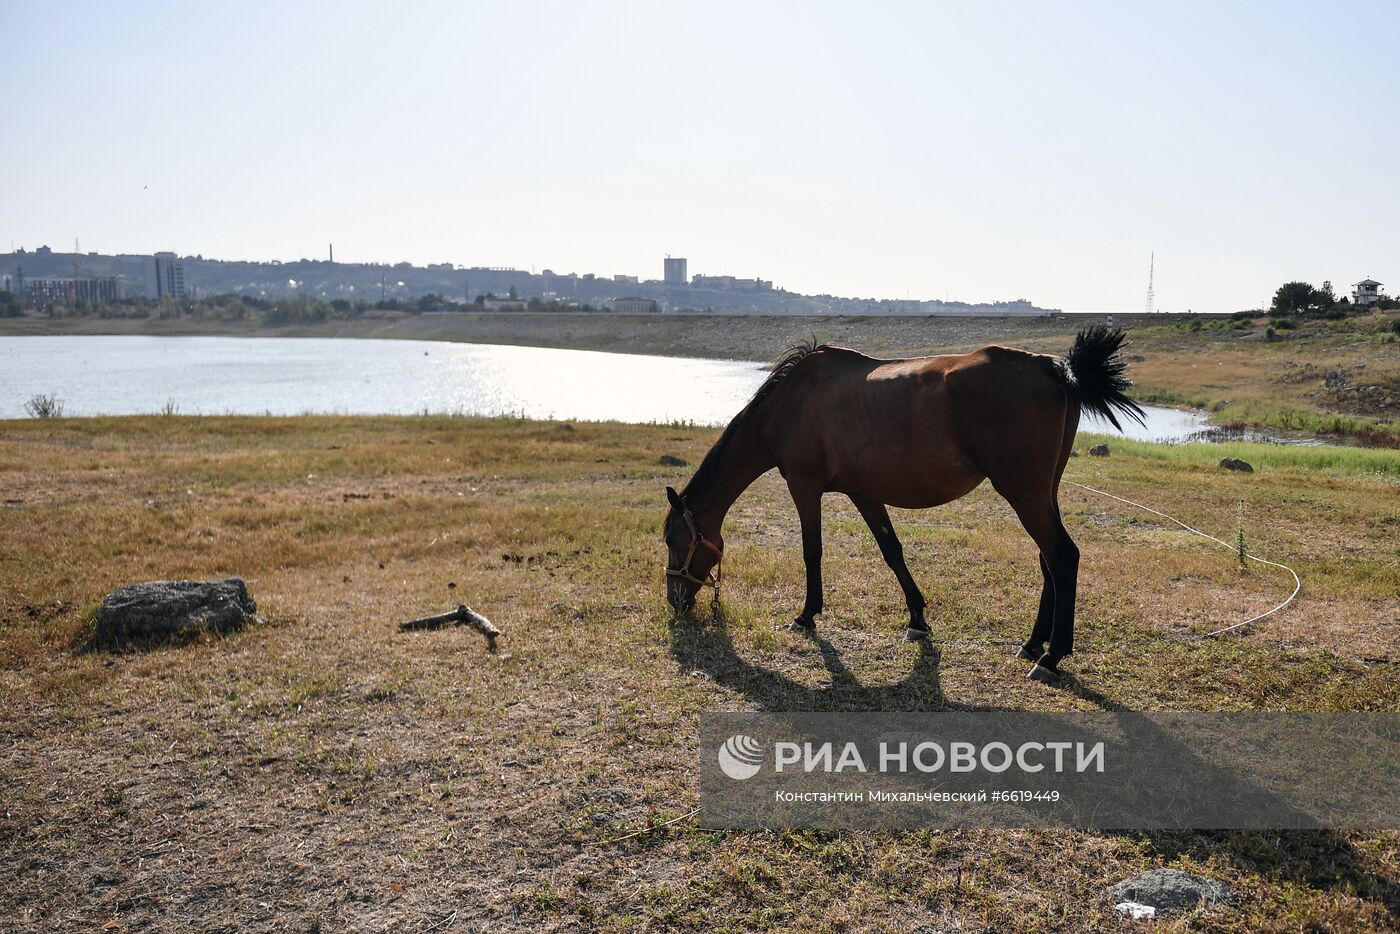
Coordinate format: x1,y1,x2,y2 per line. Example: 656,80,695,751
663,256,687,285
143,252,186,299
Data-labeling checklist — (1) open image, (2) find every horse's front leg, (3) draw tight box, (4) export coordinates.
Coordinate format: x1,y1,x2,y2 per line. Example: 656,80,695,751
849,495,929,641
787,483,823,632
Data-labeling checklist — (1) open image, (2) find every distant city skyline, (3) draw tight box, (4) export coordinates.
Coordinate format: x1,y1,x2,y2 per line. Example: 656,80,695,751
2,245,1058,315
6,1,1397,312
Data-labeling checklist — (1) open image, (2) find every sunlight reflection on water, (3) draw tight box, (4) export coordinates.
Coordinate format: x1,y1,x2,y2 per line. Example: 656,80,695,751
0,336,768,424
1082,404,1209,443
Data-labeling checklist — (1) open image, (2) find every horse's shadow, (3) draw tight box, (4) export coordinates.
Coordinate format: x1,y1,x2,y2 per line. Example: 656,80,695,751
668,604,987,713
667,605,1398,920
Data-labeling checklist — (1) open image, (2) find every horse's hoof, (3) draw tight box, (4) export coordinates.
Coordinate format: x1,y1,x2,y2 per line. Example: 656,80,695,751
904,627,931,643
1027,663,1061,685
787,619,816,634
1016,646,1042,662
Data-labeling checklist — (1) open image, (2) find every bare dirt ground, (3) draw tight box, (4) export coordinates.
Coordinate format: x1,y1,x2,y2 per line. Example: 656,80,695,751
2,417,1397,931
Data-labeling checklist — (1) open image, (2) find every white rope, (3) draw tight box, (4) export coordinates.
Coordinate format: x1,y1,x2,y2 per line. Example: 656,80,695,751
1063,480,1302,639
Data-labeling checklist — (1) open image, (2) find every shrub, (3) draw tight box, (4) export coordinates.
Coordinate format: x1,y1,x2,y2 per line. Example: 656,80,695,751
24,394,65,418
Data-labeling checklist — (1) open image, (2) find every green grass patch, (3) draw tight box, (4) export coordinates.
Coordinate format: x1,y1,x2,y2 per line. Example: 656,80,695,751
1076,432,1400,478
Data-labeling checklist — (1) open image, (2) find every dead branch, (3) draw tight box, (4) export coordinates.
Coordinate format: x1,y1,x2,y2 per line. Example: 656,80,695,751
399,604,501,651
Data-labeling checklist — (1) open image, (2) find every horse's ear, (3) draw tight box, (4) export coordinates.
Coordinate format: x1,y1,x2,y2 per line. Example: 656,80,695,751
666,486,683,510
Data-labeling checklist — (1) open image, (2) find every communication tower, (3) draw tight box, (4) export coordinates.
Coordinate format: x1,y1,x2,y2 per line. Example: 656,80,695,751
1145,252,1155,314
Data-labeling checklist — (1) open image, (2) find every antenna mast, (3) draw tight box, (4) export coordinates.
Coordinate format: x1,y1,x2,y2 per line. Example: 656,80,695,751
1145,252,1155,314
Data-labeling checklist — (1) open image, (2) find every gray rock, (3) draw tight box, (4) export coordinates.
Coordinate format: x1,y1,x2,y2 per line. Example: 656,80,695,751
1089,443,1110,457
1108,868,1231,914
1220,457,1254,472
659,454,689,467
95,577,259,642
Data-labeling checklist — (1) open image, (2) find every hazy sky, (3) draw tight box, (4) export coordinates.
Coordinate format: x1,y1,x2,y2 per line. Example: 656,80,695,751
6,1,1397,311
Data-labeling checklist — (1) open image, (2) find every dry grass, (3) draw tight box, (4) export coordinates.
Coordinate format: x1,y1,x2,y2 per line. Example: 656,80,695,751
2,416,1397,932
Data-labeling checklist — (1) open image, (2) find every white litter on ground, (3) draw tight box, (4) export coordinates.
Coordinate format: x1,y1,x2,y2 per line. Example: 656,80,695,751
1114,901,1157,920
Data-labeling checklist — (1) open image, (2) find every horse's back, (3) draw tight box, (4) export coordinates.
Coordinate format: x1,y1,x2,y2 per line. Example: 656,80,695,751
765,344,1073,507
767,345,982,506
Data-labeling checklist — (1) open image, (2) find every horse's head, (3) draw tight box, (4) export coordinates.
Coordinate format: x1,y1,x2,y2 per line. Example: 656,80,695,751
664,486,722,613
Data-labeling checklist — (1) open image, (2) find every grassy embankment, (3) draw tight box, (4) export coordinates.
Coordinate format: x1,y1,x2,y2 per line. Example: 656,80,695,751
1114,315,1400,447
2,415,1397,931
4,307,1398,445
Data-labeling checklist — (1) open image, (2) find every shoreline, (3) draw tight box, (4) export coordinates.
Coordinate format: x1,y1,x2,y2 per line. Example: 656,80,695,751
0,310,1174,363
3,311,1397,448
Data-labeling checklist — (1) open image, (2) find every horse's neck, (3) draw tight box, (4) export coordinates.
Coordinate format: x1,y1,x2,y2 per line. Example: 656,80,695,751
691,418,774,531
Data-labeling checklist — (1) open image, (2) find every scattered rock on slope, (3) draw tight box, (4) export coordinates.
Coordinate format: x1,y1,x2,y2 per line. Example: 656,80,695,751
95,577,260,642
1108,868,1232,915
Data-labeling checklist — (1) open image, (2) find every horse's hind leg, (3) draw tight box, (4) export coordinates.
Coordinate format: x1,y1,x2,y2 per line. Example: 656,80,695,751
1017,557,1055,661
999,489,1079,683
1010,403,1081,673
850,495,929,641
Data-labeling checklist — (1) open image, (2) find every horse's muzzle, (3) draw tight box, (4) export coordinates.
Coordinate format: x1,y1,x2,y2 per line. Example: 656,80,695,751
667,579,696,614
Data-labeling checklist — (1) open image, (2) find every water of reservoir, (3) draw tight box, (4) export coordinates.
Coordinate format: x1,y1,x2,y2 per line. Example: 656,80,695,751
1,335,1226,442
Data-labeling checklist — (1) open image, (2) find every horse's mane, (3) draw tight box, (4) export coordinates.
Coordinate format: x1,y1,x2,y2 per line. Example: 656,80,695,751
680,339,819,509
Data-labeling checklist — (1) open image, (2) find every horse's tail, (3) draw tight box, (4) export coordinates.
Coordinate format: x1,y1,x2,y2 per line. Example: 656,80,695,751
1055,325,1146,431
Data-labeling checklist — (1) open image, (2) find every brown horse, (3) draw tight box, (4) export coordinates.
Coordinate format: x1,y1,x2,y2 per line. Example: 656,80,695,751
663,325,1144,683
